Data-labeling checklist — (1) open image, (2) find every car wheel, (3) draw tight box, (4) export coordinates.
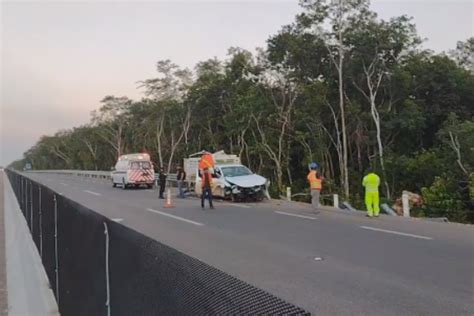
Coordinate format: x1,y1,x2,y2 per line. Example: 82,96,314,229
112,182,117,188
122,179,127,190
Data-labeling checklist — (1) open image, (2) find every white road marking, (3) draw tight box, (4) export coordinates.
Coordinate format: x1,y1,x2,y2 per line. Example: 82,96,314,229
360,226,433,240
275,211,317,220
222,203,251,209
112,218,123,222
59,182,68,186
83,190,101,196
146,208,204,226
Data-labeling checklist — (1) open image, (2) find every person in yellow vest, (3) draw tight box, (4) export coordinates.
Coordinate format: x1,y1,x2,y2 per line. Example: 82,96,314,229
307,162,323,210
362,167,381,217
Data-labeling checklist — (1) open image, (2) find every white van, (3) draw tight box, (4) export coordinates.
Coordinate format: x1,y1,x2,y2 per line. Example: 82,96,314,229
112,153,155,189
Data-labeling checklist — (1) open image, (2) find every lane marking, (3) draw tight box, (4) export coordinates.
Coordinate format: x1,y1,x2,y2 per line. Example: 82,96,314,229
83,190,101,196
112,218,123,222
275,211,317,220
360,226,433,240
146,208,204,226
222,203,251,209
59,182,69,186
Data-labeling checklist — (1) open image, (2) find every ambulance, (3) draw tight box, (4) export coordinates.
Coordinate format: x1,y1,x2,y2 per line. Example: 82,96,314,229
112,153,155,189
184,151,270,201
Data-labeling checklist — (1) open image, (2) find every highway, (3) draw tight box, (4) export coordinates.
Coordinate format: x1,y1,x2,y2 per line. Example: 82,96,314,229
22,172,474,315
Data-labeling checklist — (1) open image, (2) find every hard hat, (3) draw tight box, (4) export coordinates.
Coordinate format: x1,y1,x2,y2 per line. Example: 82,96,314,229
310,162,318,170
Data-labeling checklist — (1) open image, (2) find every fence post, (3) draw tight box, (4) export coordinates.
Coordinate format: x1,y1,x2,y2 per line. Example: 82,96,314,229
21,178,24,211
333,194,339,209
402,192,410,217
286,187,291,201
25,180,29,222
30,180,34,234
19,178,22,210
39,186,43,257
104,222,111,316
53,194,60,303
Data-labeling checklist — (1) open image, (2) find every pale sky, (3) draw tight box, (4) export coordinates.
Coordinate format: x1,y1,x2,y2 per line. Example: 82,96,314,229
1,0,473,166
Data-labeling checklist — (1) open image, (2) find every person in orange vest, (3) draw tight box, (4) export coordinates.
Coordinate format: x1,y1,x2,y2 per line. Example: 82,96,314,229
307,162,323,210
201,167,214,209
199,150,215,171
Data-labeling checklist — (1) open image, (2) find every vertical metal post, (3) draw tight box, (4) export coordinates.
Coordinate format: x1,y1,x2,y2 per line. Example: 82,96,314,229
19,178,22,209
402,192,410,217
333,194,339,209
39,186,43,257
103,222,111,316
53,194,59,303
25,180,28,220
25,179,28,213
21,178,24,211
30,181,34,234
286,187,291,201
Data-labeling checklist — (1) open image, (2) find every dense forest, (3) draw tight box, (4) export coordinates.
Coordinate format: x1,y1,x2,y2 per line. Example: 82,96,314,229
10,0,474,222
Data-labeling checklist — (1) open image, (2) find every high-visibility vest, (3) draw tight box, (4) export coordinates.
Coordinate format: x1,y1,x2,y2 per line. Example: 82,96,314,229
199,153,215,170
362,173,380,193
307,171,322,190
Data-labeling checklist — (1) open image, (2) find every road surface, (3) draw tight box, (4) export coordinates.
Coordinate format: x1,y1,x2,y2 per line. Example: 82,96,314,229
20,172,474,315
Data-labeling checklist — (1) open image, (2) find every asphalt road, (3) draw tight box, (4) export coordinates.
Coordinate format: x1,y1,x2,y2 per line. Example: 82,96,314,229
21,172,474,315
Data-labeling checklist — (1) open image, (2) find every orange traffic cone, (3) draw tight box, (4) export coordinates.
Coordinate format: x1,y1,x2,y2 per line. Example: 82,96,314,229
164,188,174,208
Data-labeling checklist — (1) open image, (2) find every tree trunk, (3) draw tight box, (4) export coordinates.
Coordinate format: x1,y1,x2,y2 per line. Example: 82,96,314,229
156,116,164,168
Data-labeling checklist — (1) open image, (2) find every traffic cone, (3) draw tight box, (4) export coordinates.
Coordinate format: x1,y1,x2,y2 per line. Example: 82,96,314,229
164,188,174,208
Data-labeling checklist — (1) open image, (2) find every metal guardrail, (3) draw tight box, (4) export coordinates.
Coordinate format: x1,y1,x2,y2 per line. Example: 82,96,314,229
26,170,112,179
25,170,188,188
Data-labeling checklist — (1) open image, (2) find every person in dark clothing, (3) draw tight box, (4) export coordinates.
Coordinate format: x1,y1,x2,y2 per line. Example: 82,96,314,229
158,167,167,199
176,166,186,198
201,168,214,209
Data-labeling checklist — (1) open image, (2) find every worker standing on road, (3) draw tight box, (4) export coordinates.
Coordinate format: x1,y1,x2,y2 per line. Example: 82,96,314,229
362,168,380,217
199,149,215,171
201,167,214,209
307,162,323,211
176,166,186,198
158,167,167,199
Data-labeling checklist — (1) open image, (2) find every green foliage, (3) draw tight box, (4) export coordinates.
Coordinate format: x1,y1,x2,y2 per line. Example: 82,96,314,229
421,177,467,223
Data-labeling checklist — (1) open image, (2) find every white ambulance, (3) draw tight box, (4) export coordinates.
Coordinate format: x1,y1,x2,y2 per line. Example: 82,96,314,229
112,153,155,189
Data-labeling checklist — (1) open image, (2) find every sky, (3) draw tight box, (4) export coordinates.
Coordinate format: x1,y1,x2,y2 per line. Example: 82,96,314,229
1,0,473,166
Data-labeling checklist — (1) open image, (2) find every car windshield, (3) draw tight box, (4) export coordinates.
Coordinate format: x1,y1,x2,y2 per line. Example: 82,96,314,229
221,166,252,177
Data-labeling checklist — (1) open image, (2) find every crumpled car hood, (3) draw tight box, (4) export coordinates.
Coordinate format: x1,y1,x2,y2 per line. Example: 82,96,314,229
225,174,267,188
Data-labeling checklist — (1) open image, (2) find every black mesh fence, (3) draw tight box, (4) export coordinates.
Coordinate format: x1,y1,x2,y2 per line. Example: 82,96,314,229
5,170,310,315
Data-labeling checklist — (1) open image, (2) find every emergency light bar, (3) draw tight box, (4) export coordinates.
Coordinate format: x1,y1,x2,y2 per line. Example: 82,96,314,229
118,153,150,161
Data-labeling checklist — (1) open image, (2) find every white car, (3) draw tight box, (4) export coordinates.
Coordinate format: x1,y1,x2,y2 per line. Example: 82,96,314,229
196,164,269,201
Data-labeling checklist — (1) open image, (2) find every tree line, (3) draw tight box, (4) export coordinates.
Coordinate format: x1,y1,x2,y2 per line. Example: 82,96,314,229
10,0,474,222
